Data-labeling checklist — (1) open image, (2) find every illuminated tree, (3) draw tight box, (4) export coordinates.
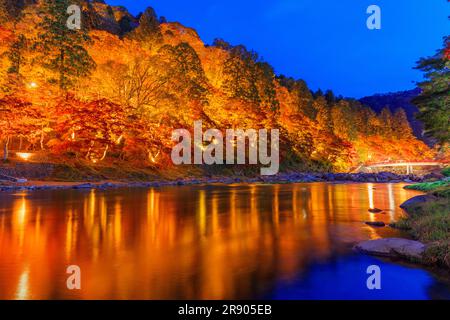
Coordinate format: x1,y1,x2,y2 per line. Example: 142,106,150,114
379,107,394,137
35,0,96,90
254,62,279,113
128,7,162,47
278,76,315,119
6,33,26,75
53,97,126,161
96,57,170,112
0,0,10,24
0,96,44,160
158,42,209,123
331,101,355,140
221,44,260,105
393,108,413,139
0,2,437,170
0,0,23,24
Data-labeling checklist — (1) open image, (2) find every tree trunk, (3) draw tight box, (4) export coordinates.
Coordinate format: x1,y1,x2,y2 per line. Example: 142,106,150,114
85,148,91,160
3,137,10,161
100,145,109,161
19,136,23,150
85,142,94,160
60,49,65,90
40,131,45,150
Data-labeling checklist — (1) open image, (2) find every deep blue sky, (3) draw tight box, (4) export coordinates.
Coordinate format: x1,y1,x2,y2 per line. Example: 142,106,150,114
107,0,449,98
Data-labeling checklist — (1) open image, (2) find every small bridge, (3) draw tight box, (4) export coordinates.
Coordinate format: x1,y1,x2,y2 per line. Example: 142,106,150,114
358,160,447,174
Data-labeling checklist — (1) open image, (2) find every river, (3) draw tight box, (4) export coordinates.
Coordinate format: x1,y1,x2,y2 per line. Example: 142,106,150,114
0,182,449,299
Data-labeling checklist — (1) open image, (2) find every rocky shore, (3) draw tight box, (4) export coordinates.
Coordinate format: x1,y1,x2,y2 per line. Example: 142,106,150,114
0,171,431,192
354,193,449,270
354,238,426,261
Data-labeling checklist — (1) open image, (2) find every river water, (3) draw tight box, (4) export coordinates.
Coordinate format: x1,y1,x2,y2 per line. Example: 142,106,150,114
0,182,449,300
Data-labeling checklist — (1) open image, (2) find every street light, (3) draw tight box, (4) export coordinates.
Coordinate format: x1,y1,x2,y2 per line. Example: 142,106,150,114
28,82,38,89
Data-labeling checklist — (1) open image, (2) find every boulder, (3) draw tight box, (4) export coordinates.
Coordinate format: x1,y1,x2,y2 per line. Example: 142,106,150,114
423,173,443,182
365,221,386,227
354,238,426,260
400,195,433,209
379,172,399,180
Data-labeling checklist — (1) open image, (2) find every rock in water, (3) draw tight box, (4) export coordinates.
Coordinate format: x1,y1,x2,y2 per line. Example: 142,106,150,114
365,221,386,227
368,208,383,213
354,238,426,260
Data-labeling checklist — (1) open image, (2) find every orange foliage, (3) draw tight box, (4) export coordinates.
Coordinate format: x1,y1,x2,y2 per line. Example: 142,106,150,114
0,5,436,171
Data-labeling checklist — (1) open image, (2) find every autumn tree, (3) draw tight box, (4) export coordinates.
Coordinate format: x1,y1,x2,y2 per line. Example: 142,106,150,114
366,109,382,136
97,57,170,113
393,108,413,139
331,101,356,140
123,115,173,164
413,36,449,147
314,96,333,132
0,96,44,160
379,106,394,137
53,97,126,161
35,0,96,91
278,76,315,119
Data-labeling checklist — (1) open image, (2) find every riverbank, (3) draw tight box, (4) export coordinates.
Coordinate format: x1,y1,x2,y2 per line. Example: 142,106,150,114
355,171,450,270
396,182,450,269
2,159,446,192
0,170,435,192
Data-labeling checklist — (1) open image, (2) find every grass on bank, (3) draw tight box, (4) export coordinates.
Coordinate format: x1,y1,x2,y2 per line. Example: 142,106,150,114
404,180,450,192
397,168,450,268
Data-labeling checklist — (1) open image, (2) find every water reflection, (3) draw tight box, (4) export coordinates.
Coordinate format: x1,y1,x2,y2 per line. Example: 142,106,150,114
0,183,445,300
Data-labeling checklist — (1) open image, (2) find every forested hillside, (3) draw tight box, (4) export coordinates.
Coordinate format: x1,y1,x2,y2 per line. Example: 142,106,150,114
0,0,434,174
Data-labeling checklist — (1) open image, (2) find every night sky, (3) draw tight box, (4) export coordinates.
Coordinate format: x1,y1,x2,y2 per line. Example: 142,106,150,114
106,0,449,98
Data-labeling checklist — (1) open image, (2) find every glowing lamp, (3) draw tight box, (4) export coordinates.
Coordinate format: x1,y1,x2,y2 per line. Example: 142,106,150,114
16,152,34,161
28,82,38,89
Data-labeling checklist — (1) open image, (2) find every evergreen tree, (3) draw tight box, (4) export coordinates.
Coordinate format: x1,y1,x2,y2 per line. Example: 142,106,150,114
324,89,336,106
35,0,96,90
0,0,24,24
0,0,9,23
413,36,449,146
128,7,162,45
7,34,26,75
158,42,209,121
314,88,324,98
222,45,260,105
254,62,279,112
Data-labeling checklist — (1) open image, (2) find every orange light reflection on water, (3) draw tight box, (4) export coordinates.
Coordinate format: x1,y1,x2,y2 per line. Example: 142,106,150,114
0,183,421,299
